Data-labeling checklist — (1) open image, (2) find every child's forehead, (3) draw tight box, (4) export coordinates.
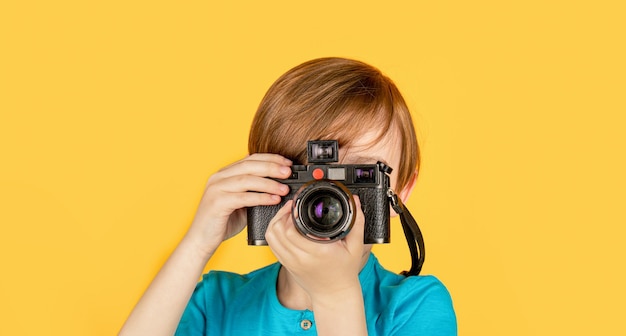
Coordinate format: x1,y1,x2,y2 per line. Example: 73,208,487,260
339,153,388,165
340,127,400,149
339,144,395,163
337,130,400,165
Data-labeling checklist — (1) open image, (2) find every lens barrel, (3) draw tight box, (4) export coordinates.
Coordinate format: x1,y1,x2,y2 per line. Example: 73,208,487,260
292,180,356,242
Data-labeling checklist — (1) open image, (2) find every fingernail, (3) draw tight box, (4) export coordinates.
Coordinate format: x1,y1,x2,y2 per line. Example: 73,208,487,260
280,166,291,175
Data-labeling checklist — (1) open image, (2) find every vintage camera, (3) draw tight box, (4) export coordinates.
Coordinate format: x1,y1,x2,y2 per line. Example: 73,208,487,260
247,140,393,245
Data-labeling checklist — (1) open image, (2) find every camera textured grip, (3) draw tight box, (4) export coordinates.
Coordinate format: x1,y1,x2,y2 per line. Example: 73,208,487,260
354,187,391,244
247,204,281,245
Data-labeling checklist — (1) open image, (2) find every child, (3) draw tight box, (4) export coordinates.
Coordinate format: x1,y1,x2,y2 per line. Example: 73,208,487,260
120,57,457,335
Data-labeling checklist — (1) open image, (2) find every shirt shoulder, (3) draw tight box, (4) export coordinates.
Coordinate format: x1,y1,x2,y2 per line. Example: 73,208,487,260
393,275,457,335
200,262,278,293
363,255,457,335
175,263,280,336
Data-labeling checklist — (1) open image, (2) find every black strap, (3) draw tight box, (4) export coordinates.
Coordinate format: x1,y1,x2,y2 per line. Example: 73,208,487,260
389,190,425,276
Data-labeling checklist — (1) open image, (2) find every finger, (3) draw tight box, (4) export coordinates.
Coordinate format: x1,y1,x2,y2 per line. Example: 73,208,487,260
246,153,293,166
266,201,311,254
217,154,292,179
265,200,294,255
201,191,283,220
215,174,290,196
266,201,294,236
216,162,292,183
227,191,283,208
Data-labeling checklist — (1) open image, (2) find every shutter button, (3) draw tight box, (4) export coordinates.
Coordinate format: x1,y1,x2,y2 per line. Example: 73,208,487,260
312,168,324,180
300,319,313,330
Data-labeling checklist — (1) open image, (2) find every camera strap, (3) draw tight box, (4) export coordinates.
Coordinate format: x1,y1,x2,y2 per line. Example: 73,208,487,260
388,190,425,276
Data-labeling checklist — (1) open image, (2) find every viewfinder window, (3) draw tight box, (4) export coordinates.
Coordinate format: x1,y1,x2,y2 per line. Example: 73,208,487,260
354,167,376,183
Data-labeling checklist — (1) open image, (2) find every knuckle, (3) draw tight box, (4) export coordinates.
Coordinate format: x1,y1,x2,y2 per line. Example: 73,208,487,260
206,173,219,186
254,193,268,204
233,174,247,184
272,181,285,193
256,192,275,205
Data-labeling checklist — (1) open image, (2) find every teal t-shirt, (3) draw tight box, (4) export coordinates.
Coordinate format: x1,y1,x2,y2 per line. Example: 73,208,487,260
175,253,456,335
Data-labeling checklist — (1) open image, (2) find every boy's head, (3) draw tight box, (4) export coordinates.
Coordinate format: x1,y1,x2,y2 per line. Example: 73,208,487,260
248,57,419,194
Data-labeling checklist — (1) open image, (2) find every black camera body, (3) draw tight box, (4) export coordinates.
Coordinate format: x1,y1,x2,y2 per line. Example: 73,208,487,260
247,140,392,245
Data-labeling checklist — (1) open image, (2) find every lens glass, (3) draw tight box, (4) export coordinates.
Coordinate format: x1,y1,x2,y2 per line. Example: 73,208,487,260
310,195,343,228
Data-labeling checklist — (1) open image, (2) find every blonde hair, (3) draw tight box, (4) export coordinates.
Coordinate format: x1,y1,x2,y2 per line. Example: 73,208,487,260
248,57,419,192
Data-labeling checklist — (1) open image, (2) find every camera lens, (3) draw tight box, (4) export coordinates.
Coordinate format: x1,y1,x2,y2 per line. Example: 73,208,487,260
310,195,343,228
292,180,355,242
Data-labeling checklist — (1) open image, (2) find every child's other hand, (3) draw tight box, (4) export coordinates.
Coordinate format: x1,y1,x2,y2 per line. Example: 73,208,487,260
265,196,368,302
185,154,292,258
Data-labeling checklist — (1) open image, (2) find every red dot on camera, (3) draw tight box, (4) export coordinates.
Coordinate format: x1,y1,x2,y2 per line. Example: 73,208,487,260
312,168,324,180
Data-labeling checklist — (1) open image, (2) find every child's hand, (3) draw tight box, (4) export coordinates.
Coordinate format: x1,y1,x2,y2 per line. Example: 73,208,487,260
184,154,292,258
265,196,368,302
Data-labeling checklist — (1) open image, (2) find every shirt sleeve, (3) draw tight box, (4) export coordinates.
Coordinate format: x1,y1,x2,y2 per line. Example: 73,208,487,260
174,278,209,336
174,271,245,336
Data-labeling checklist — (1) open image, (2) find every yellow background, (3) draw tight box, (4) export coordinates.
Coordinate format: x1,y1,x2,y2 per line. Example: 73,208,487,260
1,1,624,335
